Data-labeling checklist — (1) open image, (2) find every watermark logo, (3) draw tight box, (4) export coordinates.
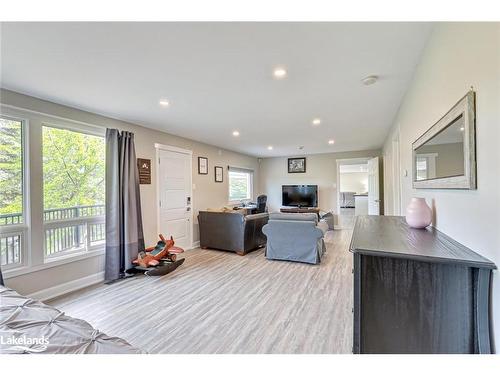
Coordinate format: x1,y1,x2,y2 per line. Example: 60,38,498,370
1,334,49,353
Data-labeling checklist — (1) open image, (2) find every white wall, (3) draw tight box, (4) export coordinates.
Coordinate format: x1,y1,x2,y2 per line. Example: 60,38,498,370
1,89,259,296
339,172,368,194
382,23,500,346
258,150,380,217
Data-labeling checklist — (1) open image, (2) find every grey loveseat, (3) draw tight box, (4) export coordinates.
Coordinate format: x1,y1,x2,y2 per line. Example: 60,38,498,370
262,213,326,264
198,211,269,255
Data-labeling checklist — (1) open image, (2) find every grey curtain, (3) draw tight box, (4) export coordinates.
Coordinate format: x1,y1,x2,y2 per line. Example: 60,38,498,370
105,129,145,281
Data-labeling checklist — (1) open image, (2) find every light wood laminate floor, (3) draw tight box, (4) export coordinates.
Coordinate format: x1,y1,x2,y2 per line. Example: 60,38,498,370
338,208,356,229
49,229,354,354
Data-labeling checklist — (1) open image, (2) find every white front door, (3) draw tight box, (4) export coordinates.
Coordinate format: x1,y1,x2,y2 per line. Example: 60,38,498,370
158,148,192,249
368,156,381,215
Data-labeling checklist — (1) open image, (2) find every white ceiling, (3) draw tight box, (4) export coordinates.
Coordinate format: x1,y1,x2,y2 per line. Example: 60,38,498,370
0,22,432,157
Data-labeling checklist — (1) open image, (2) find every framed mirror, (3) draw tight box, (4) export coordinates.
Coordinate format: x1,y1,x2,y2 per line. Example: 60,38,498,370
412,91,476,189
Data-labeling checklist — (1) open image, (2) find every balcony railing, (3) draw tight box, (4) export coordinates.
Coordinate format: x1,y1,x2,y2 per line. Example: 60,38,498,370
0,233,21,267
0,212,23,226
0,204,105,266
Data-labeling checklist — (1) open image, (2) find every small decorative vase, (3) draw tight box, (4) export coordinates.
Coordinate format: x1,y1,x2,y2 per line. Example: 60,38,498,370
405,197,432,229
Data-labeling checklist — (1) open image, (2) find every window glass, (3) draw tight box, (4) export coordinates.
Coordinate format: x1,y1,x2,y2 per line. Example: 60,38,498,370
0,117,23,225
0,117,24,267
42,125,105,257
228,170,252,201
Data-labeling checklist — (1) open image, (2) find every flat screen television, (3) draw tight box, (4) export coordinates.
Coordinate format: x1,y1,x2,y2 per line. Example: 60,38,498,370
282,185,318,208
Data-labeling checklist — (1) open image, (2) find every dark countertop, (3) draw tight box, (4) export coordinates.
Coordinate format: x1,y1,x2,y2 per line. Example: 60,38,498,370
350,215,496,269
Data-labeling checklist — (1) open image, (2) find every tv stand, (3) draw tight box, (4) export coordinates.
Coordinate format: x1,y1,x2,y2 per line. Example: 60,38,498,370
280,207,320,217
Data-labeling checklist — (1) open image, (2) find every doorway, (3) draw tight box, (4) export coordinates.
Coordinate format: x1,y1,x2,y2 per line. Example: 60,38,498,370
156,144,193,250
336,157,380,229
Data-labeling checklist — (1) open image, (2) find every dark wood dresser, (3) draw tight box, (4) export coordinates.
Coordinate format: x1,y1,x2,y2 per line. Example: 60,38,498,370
350,215,496,354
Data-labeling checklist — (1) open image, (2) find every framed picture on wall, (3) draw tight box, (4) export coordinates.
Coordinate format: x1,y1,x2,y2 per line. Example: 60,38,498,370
137,158,151,184
198,157,208,174
288,157,306,173
215,166,223,182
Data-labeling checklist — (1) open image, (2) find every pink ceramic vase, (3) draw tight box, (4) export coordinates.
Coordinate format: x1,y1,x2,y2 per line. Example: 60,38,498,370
405,197,432,229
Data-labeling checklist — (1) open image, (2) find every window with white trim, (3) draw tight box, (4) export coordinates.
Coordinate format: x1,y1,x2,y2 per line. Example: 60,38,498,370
0,116,27,269
228,167,253,202
42,124,105,259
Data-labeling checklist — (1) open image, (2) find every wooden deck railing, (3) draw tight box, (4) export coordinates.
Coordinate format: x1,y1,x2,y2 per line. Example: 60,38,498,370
0,204,105,266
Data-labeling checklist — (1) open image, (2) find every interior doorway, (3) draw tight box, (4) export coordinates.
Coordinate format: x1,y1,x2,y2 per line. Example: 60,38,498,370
336,157,380,229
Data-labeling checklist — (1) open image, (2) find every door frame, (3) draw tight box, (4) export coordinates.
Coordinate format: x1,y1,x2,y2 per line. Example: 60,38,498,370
154,143,194,250
336,157,371,221
391,129,402,215
367,156,381,215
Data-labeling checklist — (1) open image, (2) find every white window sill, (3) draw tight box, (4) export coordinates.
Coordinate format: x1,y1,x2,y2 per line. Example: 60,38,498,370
3,246,105,280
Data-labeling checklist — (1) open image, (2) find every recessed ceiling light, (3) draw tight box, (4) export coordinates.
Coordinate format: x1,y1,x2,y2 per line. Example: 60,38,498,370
328,139,335,145
312,118,321,126
273,67,287,79
361,75,378,86
159,99,170,107
232,130,240,137
460,127,465,131
267,146,273,150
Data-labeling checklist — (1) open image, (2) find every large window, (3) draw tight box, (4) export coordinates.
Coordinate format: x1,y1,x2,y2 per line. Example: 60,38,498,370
0,116,25,268
228,167,253,202
42,125,105,259
1,108,107,277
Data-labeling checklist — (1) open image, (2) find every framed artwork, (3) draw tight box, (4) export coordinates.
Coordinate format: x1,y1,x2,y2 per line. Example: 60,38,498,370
198,157,208,174
214,166,223,182
137,158,151,184
288,157,306,173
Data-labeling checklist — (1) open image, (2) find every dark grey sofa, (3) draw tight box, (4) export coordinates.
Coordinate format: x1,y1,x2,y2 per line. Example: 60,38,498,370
198,211,269,255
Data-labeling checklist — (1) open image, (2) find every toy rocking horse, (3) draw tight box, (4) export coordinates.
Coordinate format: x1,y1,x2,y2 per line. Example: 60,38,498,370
132,234,185,276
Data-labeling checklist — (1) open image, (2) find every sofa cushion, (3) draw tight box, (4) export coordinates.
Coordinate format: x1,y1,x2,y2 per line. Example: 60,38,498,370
269,212,318,224
206,207,246,214
245,212,270,222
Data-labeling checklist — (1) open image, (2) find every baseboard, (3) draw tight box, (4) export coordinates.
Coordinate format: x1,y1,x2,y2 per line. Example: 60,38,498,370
26,241,198,302
27,271,105,302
